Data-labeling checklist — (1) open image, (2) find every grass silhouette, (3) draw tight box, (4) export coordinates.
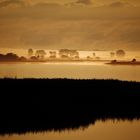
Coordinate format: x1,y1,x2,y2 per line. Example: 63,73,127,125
0,78,140,135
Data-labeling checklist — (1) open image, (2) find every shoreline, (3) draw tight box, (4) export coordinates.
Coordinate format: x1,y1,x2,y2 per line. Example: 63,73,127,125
0,59,109,63
1,60,140,65
107,61,140,65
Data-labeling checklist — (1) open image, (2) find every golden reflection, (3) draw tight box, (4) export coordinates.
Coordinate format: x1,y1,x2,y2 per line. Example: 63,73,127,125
0,120,140,140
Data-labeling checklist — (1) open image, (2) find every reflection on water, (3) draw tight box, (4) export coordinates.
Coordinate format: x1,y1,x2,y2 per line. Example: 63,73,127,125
0,62,140,81
0,120,140,140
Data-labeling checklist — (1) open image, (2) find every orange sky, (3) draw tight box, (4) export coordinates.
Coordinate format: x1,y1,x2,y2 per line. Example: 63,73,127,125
0,0,140,52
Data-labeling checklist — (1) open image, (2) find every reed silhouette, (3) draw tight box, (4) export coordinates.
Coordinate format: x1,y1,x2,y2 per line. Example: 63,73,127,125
0,78,140,135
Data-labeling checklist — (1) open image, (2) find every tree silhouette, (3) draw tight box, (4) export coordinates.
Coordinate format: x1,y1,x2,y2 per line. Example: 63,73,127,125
69,50,79,59
28,49,34,58
87,56,92,60
110,52,115,58
75,55,80,59
59,49,79,59
59,49,69,58
30,56,38,61
95,57,100,60
35,50,46,59
116,50,126,58
49,51,57,58
5,53,19,61
132,59,136,62
0,54,5,61
93,53,96,58
111,60,117,63
19,56,27,61
0,53,20,61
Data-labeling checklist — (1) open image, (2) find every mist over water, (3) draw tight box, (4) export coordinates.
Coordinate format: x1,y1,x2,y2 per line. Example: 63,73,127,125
0,50,140,140
0,50,140,60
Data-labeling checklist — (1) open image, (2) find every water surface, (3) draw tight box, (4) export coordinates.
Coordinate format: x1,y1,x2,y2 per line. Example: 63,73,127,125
0,62,140,81
0,120,140,140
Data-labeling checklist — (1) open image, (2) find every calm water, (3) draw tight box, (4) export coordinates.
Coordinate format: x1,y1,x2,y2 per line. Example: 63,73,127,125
0,120,140,140
0,62,140,140
0,62,140,81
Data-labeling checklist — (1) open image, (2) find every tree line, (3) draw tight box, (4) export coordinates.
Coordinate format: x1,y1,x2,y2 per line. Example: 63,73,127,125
0,49,129,62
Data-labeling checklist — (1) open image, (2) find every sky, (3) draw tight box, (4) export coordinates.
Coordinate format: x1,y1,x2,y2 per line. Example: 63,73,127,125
0,0,140,53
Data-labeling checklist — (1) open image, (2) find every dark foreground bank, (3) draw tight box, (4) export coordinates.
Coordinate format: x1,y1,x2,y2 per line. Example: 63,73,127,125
0,79,140,135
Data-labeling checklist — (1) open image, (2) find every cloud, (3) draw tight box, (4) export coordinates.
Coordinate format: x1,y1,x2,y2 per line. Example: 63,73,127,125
66,0,93,6
0,0,136,9
108,1,134,8
0,0,139,21
33,2,61,8
75,0,92,5
119,29,140,43
0,19,138,51
0,0,25,8
0,1,140,51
